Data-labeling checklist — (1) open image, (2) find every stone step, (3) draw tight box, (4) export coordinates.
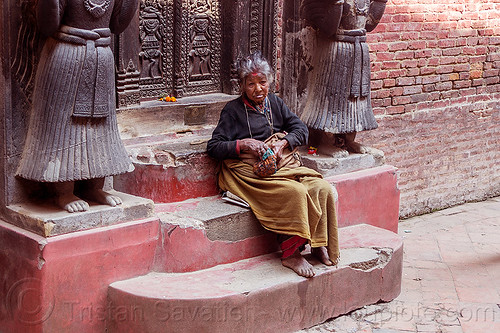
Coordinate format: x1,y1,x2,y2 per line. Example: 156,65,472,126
152,196,278,272
149,163,400,273
107,224,403,333
117,93,235,139
115,129,219,203
115,131,386,204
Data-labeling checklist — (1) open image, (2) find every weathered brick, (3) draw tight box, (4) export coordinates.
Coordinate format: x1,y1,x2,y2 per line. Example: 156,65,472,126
385,105,405,115
470,70,483,79
472,78,485,86
408,40,426,50
420,67,437,75
403,85,423,95
407,68,420,76
483,69,500,77
388,42,409,51
438,39,456,48
396,77,415,86
459,72,471,80
420,75,440,84
381,61,401,69
414,49,433,58
485,76,500,85
395,50,415,60
440,56,458,65
399,59,418,69
453,80,472,89
388,69,406,78
442,47,463,56
428,57,440,66
383,78,396,87
410,93,431,103
371,80,383,90
435,65,454,74
454,63,471,72
422,84,436,92
392,14,411,22
390,87,404,96
372,70,389,80
435,81,453,90
375,52,395,61
392,95,412,105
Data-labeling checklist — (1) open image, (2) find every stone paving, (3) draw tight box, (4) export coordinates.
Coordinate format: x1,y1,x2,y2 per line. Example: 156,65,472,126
301,196,500,333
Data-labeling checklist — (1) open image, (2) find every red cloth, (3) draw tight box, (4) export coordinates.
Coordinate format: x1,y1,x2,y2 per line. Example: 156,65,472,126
280,235,307,259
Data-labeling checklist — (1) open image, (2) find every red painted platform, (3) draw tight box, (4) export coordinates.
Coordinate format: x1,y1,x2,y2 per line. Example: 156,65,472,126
107,224,403,333
0,164,400,332
326,165,400,233
0,218,160,333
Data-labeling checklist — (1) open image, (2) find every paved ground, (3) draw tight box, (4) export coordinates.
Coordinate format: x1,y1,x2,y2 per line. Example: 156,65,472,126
301,196,500,333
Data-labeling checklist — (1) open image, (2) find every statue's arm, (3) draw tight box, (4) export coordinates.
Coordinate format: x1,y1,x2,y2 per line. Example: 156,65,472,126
36,0,64,37
110,0,139,35
366,0,387,32
301,0,344,39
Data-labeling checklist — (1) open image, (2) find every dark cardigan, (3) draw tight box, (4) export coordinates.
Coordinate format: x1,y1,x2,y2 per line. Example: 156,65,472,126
207,94,308,160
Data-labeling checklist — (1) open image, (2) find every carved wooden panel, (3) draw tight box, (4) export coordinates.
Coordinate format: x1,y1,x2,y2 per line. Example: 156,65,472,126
117,0,281,104
174,0,222,97
138,0,174,99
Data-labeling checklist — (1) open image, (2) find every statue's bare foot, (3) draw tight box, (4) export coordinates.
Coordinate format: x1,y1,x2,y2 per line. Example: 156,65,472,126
312,246,333,266
319,145,349,158
281,251,315,278
56,194,90,213
345,140,369,154
81,189,123,207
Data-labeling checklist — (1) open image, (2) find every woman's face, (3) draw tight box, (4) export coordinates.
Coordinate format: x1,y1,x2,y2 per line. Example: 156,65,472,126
242,73,269,105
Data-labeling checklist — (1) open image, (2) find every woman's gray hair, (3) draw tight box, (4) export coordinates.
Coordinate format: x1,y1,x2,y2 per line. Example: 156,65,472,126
236,52,274,86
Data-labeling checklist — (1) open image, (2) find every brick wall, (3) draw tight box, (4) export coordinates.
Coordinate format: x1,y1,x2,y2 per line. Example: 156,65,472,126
359,0,500,217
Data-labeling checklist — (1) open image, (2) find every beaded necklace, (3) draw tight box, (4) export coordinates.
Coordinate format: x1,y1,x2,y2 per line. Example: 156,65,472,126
243,96,273,138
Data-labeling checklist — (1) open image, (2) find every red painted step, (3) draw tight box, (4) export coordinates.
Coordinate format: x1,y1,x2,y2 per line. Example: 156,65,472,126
108,224,403,333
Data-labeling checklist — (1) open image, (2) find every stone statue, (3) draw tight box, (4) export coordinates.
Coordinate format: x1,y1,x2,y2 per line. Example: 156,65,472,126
16,0,138,213
300,0,387,154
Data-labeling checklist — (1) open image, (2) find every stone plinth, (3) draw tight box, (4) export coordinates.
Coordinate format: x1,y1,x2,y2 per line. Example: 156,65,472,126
301,148,386,177
6,191,154,237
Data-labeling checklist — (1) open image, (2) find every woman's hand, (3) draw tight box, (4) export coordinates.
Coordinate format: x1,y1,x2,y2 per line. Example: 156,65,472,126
270,139,289,161
239,138,270,158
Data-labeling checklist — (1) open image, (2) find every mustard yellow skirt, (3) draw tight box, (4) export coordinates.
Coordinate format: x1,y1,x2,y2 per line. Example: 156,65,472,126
218,159,339,262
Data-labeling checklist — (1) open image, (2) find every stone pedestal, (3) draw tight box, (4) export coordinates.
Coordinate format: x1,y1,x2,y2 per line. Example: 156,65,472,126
6,192,154,237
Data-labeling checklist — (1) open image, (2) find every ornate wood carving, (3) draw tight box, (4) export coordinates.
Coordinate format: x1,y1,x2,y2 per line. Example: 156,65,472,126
138,0,174,99
117,0,281,103
175,0,222,97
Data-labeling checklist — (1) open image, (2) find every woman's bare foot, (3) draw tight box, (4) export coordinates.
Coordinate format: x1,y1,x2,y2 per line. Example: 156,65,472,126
312,246,334,266
56,194,90,213
281,250,315,278
81,189,122,207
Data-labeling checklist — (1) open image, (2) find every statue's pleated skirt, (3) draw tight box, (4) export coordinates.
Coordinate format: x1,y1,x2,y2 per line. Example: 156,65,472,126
301,38,378,134
16,38,133,182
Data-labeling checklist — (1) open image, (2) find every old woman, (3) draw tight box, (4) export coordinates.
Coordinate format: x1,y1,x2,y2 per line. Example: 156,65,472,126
207,53,339,277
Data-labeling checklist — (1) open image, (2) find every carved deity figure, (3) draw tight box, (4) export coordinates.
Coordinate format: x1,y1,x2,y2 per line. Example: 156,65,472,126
189,15,212,80
139,6,163,78
16,0,138,212
300,0,387,154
